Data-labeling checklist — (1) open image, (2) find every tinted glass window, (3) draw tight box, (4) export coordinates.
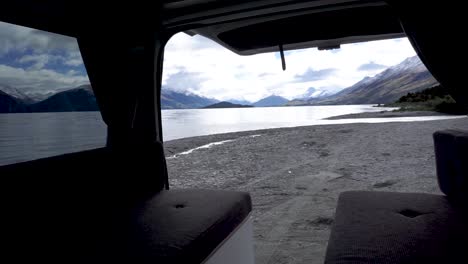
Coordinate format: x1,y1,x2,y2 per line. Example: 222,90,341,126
0,21,105,165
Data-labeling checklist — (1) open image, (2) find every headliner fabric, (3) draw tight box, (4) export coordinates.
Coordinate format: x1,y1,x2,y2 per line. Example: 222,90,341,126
325,191,468,264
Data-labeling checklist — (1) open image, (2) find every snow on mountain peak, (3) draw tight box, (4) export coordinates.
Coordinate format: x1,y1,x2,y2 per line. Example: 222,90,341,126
0,84,29,100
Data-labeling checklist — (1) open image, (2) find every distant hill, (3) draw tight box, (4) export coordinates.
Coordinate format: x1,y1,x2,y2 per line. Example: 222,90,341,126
253,95,289,107
227,99,252,105
0,84,97,113
0,84,36,104
285,98,324,106
0,55,439,112
313,56,438,105
295,87,333,101
287,87,333,106
0,90,29,113
30,84,98,112
161,89,218,109
25,91,63,102
203,101,253,109
388,85,467,114
0,85,221,113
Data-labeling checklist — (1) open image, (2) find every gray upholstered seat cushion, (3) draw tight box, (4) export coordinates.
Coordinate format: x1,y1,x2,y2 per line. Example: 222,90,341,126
2,145,252,264
434,130,468,200
325,191,468,264
108,189,252,264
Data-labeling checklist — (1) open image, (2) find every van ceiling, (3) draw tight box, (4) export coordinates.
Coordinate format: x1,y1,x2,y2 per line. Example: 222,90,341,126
162,0,405,55
0,0,404,55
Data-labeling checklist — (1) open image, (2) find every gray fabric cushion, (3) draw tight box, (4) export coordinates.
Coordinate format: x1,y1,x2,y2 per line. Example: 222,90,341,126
434,130,468,200
325,191,468,264
2,145,252,263
101,189,252,264
2,144,168,263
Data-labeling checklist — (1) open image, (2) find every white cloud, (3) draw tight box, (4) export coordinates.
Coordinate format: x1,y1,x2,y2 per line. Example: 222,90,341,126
163,33,417,101
0,21,79,56
16,53,84,70
17,54,62,70
65,58,84,66
0,21,87,93
0,64,89,94
294,68,338,82
16,52,84,72
63,51,84,67
0,21,418,100
357,61,388,72
165,68,207,93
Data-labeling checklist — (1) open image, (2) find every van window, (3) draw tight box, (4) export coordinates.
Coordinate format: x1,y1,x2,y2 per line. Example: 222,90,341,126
0,21,105,165
161,33,438,143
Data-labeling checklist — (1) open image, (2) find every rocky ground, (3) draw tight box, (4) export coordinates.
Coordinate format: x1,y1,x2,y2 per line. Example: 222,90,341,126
164,117,468,264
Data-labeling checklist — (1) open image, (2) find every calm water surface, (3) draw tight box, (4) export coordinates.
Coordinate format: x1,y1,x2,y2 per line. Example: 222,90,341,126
162,105,392,140
0,112,106,165
0,105,460,165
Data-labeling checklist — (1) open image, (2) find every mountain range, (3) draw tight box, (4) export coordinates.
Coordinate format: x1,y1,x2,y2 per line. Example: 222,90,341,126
227,96,290,107
252,95,289,107
161,89,218,109
0,55,439,113
0,84,98,113
297,87,332,101
203,101,253,108
0,86,219,113
31,84,98,112
227,99,252,106
292,56,438,105
0,89,29,113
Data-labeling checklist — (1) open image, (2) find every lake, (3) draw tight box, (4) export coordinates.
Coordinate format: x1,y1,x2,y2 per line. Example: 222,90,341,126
0,105,459,165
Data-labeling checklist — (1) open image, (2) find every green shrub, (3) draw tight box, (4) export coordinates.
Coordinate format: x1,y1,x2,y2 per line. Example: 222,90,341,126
391,85,467,114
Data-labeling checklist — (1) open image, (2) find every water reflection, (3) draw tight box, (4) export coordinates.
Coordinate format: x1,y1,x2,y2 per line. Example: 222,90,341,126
162,105,393,140
0,112,106,165
162,105,464,141
0,106,463,165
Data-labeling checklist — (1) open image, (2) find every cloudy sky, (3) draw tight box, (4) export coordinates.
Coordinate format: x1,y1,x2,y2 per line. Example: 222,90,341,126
0,21,88,95
163,33,417,102
0,21,417,101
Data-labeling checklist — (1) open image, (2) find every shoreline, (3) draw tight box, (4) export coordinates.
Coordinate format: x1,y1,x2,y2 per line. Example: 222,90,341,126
164,112,465,156
164,118,468,263
325,110,462,120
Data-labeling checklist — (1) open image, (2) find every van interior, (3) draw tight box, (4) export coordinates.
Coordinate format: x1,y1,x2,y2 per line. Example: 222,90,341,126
1,1,466,263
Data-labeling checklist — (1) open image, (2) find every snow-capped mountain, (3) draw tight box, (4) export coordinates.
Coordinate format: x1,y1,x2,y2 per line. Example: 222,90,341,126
313,56,438,105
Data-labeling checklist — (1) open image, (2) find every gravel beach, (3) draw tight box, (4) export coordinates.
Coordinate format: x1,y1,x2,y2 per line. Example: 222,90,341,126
164,117,468,264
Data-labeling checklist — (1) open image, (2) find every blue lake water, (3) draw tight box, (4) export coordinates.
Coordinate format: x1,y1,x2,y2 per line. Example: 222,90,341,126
0,105,462,165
